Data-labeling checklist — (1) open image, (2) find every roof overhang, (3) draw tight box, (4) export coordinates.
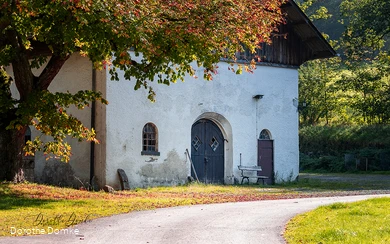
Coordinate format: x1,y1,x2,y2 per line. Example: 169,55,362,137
282,0,337,60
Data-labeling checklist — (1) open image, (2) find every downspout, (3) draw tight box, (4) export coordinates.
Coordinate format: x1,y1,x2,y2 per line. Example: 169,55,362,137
253,94,264,138
253,94,263,168
90,66,96,187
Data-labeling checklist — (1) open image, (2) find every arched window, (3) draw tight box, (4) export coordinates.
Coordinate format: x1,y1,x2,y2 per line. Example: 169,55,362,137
141,123,160,156
259,129,271,140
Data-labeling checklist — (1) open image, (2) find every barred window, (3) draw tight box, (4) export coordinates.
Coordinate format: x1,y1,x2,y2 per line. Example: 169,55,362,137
141,123,160,156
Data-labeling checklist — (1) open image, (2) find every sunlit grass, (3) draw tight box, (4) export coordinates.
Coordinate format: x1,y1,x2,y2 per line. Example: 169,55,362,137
284,197,390,244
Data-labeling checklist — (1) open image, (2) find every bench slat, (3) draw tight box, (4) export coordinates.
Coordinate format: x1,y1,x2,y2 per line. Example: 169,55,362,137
238,165,262,171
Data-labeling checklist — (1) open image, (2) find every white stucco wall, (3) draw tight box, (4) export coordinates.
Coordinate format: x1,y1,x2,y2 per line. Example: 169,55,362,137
8,54,93,186
7,53,298,188
104,59,299,188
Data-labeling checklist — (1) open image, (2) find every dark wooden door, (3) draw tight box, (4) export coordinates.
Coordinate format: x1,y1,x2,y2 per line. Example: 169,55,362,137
191,119,224,184
258,140,274,184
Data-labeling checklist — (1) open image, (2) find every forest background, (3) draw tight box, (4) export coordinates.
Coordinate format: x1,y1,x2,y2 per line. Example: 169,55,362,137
296,0,390,172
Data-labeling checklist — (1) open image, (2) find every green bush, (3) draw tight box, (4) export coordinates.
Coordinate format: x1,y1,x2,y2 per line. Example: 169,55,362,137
299,125,390,172
300,154,346,172
300,125,390,154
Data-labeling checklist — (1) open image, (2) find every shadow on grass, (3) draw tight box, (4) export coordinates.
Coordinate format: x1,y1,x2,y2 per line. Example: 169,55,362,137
0,184,58,210
0,196,57,210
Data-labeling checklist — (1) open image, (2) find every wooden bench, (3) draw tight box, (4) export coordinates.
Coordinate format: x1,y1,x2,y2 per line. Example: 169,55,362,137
238,165,269,185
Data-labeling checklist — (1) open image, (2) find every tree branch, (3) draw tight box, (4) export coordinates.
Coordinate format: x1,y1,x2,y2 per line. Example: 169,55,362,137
6,30,35,101
0,20,10,33
37,54,70,90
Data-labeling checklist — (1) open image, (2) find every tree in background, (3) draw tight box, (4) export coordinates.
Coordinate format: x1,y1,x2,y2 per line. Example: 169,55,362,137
340,0,390,124
297,0,390,126
297,0,390,173
296,0,343,126
296,0,332,21
0,0,286,182
338,59,390,124
341,0,389,60
298,58,341,126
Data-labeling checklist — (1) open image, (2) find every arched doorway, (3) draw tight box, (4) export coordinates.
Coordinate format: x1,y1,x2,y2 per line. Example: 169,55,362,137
191,119,224,184
258,129,274,184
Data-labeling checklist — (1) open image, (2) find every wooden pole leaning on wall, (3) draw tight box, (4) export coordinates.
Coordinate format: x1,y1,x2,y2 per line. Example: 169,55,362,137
186,148,199,183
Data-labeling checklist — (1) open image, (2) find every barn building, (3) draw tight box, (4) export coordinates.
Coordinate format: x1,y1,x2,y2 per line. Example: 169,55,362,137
13,0,335,188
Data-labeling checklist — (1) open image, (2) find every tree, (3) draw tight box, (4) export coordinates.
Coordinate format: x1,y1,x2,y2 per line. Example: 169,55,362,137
297,0,390,126
341,0,390,60
0,0,286,182
298,58,342,126
296,0,341,126
339,0,390,124
339,59,390,124
295,0,332,22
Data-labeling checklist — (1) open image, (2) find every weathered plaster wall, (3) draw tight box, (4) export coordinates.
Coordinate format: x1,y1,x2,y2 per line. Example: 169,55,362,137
105,57,299,188
8,54,93,186
7,53,298,188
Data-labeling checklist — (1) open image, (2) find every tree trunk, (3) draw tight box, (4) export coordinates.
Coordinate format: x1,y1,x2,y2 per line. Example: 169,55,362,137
0,66,26,182
0,123,26,182
0,38,68,183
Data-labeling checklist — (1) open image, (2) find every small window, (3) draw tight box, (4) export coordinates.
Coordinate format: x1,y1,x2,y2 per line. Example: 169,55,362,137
259,129,271,140
192,136,202,151
209,136,219,151
141,123,160,156
24,126,31,145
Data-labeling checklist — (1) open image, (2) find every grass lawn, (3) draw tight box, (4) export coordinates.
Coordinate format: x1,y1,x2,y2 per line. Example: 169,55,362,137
284,197,390,244
1,173,389,237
